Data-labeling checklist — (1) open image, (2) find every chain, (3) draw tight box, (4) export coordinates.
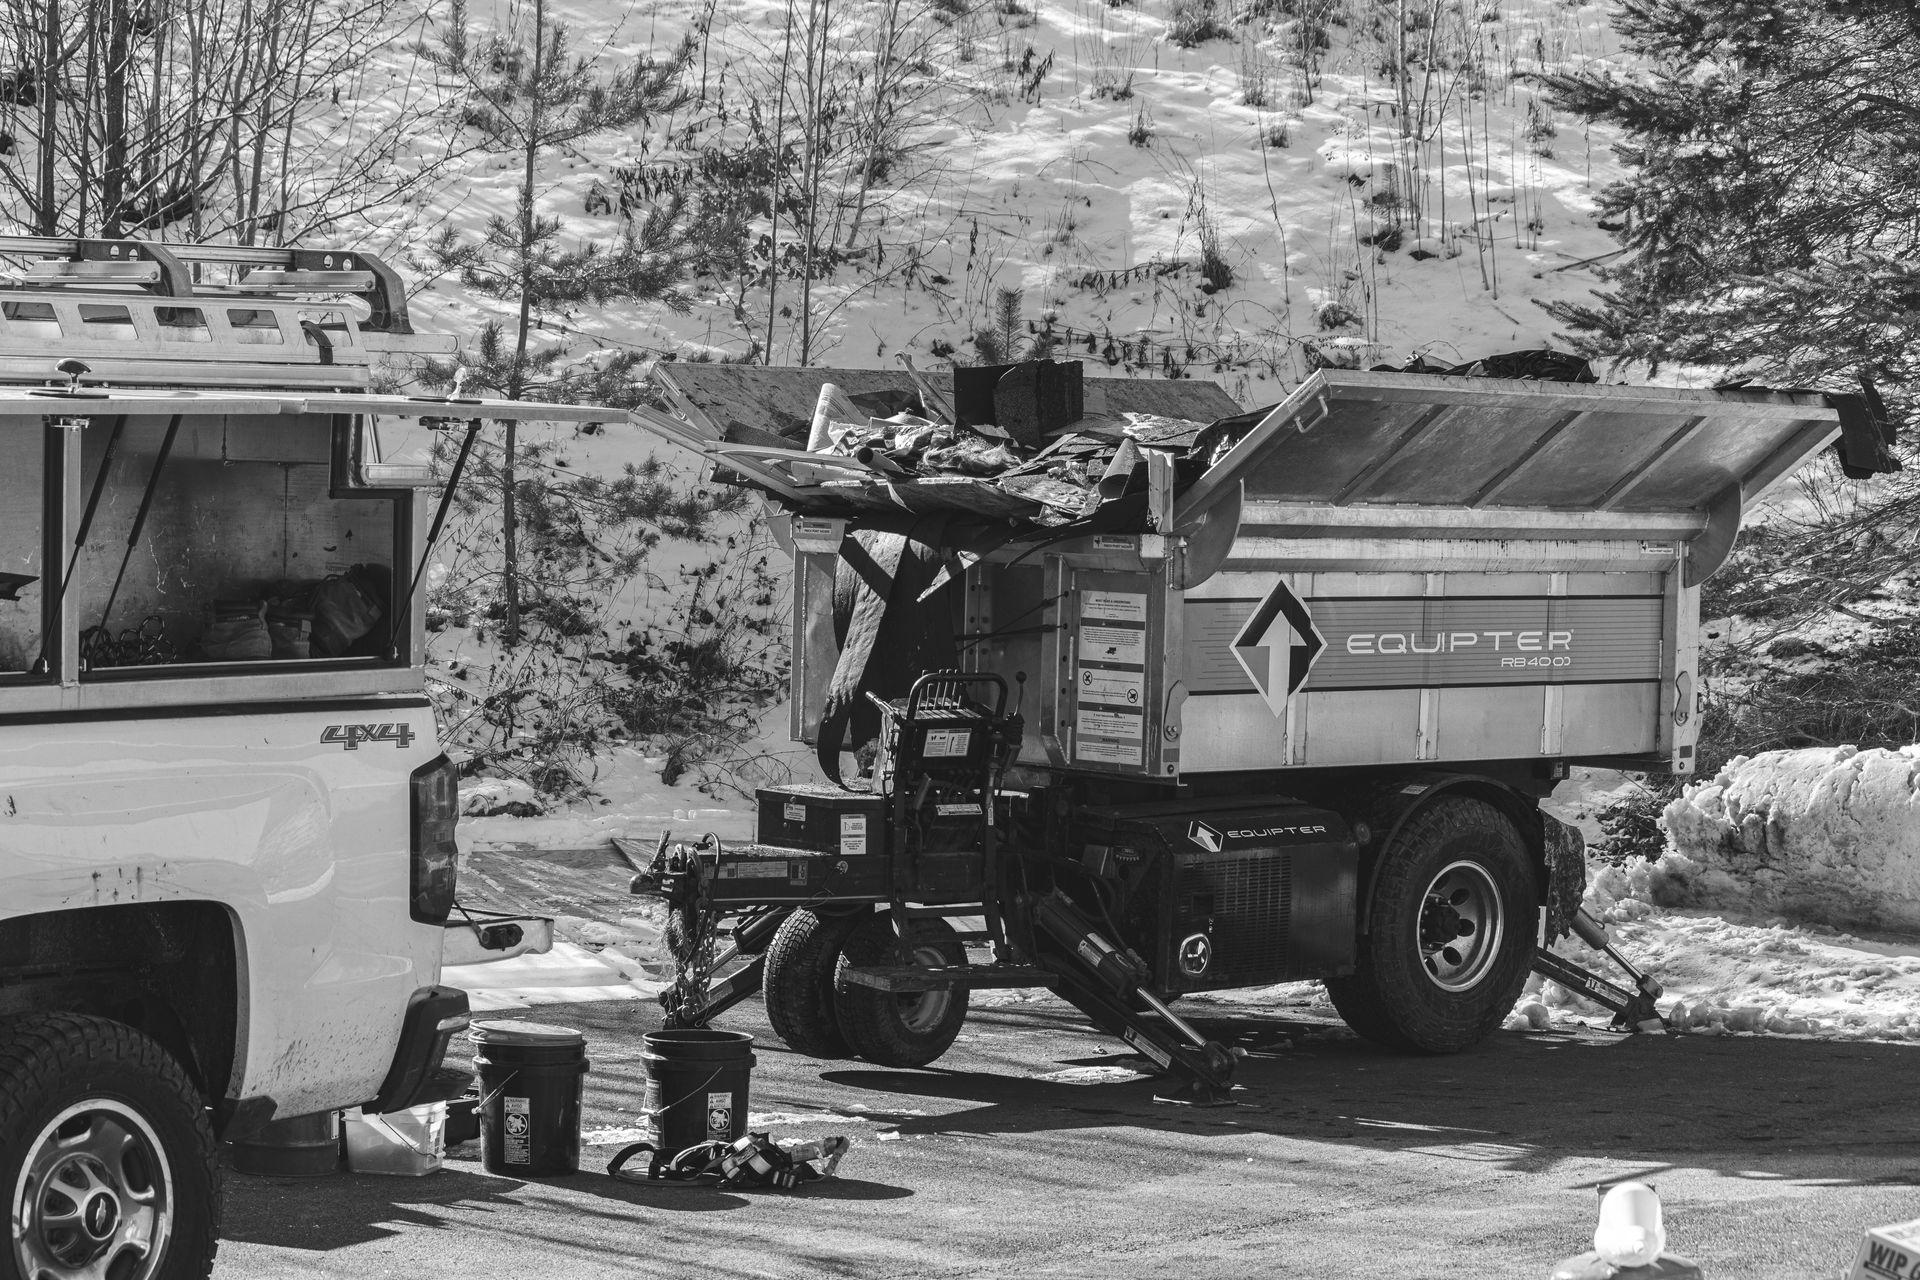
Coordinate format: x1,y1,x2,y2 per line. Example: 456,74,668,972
659,834,722,1028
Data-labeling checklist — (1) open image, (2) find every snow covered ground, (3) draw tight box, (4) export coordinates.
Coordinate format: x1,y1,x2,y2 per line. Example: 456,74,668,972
1526,775,1920,1045
345,0,1656,395
443,941,664,1012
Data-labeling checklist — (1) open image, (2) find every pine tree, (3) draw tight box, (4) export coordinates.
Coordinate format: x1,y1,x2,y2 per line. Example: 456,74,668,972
423,0,694,645
1537,0,1920,419
972,285,1030,365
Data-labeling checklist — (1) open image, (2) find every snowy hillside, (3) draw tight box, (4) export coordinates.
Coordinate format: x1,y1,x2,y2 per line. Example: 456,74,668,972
378,0,1638,401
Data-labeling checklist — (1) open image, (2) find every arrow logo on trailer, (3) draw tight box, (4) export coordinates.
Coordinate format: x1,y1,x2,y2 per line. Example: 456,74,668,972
1230,581,1326,716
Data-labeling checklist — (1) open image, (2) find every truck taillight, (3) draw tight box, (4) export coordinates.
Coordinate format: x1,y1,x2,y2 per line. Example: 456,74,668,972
410,754,460,925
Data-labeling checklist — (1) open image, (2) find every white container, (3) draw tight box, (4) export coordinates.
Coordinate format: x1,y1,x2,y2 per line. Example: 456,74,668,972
1851,1218,1920,1280
342,1102,446,1177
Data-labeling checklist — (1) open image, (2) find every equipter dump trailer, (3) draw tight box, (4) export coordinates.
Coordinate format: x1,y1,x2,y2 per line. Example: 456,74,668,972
628,360,1882,1102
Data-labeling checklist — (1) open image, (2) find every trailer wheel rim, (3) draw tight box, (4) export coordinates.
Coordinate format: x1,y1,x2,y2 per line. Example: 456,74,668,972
12,1098,174,1280
1417,859,1505,993
896,942,955,1032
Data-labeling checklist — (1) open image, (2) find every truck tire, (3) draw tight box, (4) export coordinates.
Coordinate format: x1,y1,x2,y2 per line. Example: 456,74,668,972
763,907,867,1059
833,914,968,1069
1,1013,219,1280
1326,797,1536,1053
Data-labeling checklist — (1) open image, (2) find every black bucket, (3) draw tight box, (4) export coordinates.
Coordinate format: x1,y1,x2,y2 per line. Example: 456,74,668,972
471,1020,589,1177
640,1028,756,1157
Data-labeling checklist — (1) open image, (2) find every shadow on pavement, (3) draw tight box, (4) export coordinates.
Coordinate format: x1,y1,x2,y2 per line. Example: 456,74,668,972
822,1012,1920,1187
786,1177,915,1201
220,1167,529,1250
224,1152,915,1250
567,1170,911,1210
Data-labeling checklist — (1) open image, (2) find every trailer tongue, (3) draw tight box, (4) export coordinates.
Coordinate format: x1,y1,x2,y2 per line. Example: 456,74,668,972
627,358,1889,1098
634,668,1244,1102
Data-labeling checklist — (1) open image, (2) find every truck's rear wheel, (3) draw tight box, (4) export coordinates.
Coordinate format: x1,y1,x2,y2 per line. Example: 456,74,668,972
1,1013,219,1280
763,907,866,1059
1327,798,1536,1053
834,914,968,1068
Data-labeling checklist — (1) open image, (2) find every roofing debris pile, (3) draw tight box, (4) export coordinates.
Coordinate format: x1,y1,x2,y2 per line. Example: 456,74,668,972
775,359,1241,527
806,409,1238,528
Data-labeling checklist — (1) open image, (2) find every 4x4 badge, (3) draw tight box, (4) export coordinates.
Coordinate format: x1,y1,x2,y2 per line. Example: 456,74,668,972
322,723,416,750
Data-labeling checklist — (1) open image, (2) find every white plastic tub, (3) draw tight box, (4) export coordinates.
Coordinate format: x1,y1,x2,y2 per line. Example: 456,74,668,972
342,1102,446,1176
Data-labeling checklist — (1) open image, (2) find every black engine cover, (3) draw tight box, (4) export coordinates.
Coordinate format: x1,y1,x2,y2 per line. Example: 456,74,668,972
1072,800,1358,994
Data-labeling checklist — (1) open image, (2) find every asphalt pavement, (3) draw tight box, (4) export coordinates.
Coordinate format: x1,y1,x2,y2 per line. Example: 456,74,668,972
217,995,1920,1279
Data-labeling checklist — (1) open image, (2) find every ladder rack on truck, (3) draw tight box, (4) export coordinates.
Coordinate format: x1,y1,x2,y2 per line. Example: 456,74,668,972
0,234,452,393
625,357,1895,1104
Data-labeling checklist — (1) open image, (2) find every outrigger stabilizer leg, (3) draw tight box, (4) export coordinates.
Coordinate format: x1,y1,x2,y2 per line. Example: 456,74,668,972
1531,907,1668,1032
1026,890,1238,1105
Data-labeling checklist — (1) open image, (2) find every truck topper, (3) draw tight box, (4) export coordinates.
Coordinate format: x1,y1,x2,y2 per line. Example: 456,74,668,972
0,233,603,1279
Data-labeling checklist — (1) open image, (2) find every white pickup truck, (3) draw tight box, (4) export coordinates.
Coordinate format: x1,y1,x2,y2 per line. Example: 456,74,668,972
0,235,596,1280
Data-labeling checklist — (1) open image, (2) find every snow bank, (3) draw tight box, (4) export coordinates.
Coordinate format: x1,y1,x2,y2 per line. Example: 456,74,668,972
1504,852,1920,1043
460,776,541,818
1659,745,1920,932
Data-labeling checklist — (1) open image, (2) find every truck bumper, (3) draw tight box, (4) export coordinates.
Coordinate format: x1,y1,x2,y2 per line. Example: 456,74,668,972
441,909,555,966
370,984,472,1113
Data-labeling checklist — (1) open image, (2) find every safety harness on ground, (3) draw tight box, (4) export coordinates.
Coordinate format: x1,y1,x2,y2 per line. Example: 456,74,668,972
606,1132,849,1190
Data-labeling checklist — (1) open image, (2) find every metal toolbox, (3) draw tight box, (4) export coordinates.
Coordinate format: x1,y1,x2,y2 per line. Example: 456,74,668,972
756,783,887,859
705,844,891,907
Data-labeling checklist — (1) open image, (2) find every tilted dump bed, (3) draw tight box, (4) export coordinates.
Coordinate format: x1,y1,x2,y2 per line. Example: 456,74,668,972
645,363,1850,781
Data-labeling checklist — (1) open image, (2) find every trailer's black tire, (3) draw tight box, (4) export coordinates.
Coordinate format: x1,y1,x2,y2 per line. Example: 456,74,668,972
1,1013,220,1280
834,914,969,1069
763,907,867,1059
1326,798,1536,1054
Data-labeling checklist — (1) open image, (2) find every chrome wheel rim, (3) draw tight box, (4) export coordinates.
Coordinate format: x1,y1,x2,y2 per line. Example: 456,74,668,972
12,1099,173,1280
895,942,955,1033
1418,860,1505,993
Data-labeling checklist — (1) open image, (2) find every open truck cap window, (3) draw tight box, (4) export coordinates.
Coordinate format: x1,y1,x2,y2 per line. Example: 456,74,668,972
0,234,625,712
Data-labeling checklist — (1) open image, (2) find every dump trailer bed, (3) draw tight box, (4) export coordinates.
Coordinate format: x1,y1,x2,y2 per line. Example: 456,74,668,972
750,369,1845,781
